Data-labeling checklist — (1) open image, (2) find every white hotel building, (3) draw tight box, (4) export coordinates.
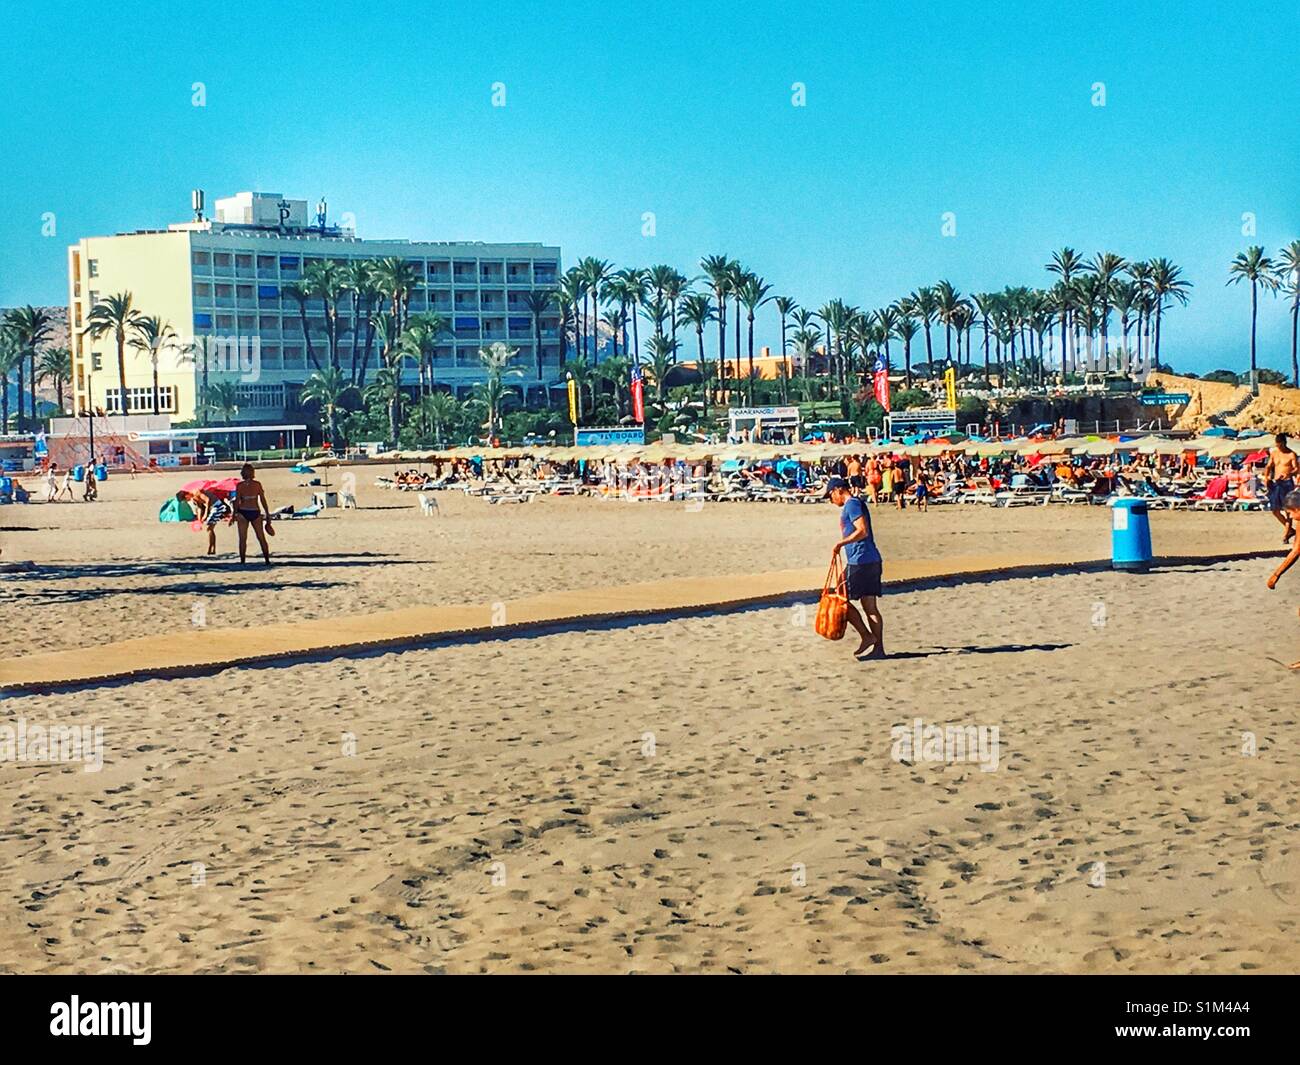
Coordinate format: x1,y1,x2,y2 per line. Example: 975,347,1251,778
67,191,562,424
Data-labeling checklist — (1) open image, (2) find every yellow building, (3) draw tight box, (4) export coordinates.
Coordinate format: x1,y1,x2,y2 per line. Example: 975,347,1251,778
68,191,562,423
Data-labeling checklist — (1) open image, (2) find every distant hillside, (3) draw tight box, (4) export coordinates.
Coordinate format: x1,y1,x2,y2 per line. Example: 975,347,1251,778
1147,371,1300,436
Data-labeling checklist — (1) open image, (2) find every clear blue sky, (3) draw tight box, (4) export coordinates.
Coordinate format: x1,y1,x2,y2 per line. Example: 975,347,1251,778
1,0,1296,373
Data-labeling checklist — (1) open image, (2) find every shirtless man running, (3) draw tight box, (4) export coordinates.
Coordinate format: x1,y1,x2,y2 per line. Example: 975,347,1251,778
1265,489,1300,669
1263,433,1298,543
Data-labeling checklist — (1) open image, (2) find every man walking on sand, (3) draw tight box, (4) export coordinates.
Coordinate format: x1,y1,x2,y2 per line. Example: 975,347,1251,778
1264,433,1298,543
827,476,885,659
1265,488,1300,669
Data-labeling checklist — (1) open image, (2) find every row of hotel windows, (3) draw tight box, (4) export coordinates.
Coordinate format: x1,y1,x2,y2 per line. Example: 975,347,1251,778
189,251,559,284
192,280,543,301
191,313,559,340
88,344,562,378
102,386,178,414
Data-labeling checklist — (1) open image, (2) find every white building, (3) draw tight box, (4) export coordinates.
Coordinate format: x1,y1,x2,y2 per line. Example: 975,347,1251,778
67,191,562,424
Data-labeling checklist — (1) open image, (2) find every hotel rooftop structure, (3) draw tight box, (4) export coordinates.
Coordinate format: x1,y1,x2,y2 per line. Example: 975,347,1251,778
67,191,562,423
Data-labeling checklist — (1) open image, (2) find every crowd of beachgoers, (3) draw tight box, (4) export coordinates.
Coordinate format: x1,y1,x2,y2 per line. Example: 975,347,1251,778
372,433,1297,517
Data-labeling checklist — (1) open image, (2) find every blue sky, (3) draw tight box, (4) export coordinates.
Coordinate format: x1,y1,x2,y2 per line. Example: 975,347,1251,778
1,0,1297,373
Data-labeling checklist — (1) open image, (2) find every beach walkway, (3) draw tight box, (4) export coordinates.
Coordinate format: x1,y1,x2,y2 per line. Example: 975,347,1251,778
0,549,1275,693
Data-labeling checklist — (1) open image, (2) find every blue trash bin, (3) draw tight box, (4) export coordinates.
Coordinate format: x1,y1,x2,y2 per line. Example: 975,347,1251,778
73,464,86,482
95,464,108,480
1111,498,1152,571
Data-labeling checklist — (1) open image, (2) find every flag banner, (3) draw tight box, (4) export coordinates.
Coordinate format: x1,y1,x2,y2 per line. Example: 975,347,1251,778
872,354,891,412
567,377,578,425
631,363,645,424
944,365,957,410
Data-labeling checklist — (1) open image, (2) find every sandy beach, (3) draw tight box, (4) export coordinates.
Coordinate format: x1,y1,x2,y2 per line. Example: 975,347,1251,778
1,468,1297,973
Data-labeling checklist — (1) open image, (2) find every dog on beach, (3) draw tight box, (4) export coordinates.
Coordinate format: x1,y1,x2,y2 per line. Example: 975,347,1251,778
417,493,439,516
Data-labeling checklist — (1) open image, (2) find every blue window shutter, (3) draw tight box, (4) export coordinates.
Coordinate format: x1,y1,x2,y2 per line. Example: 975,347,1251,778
258,284,279,298
194,313,213,328
279,256,299,268
454,317,479,330
508,317,531,329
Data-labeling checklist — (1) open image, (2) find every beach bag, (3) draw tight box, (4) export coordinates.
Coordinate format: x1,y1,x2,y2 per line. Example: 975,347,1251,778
815,557,849,641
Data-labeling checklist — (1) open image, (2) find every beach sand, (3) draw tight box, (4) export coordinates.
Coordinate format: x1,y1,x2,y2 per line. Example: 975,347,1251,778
1,469,1296,973
0,464,1283,659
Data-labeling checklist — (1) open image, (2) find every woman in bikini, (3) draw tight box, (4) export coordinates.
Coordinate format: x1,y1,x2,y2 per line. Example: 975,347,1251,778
233,463,272,565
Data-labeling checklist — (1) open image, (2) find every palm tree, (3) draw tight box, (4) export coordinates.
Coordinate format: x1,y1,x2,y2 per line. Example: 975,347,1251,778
1228,247,1279,386
3,305,54,430
1046,248,1086,376
282,280,323,373
678,293,715,400
304,259,348,373
1276,240,1300,387
696,358,717,417
0,328,21,431
700,255,734,390
1145,257,1192,368
894,316,918,389
420,391,460,448
202,379,240,425
726,261,748,382
522,288,555,385
909,287,937,374
475,341,522,437
37,346,72,414
578,258,612,360
300,367,356,447
737,275,773,403
932,281,963,366
363,364,403,444
342,259,380,386
1091,252,1127,370
373,256,421,337
82,294,143,421
127,316,178,414
773,296,798,364
557,272,583,368
400,312,449,425
644,335,677,413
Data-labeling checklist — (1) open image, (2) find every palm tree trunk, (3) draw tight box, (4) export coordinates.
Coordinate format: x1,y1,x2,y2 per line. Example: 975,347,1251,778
14,358,24,432
1249,282,1257,383
1291,303,1299,388
746,315,756,404
904,336,912,389
152,363,160,415
116,333,128,422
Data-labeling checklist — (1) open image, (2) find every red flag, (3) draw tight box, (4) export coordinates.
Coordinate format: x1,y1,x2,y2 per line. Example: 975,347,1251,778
631,364,645,423
872,355,891,412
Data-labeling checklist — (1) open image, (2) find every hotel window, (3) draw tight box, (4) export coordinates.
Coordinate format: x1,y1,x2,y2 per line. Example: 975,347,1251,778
235,384,285,409
87,259,99,277
236,284,253,300
104,386,177,414
194,282,212,299
238,315,256,332
192,251,211,268
282,345,305,368
216,314,234,330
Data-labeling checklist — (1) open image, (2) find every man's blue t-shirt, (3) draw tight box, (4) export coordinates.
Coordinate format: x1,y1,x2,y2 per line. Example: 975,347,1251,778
840,496,882,565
